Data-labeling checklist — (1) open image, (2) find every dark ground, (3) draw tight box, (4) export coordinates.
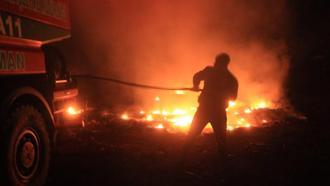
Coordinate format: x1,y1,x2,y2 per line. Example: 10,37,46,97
46,116,330,186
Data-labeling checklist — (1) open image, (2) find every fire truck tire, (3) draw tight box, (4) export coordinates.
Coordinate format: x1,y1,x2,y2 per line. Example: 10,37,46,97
0,105,51,186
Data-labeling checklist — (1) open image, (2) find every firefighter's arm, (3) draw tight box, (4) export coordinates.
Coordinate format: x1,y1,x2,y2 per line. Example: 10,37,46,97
229,76,239,100
193,67,210,90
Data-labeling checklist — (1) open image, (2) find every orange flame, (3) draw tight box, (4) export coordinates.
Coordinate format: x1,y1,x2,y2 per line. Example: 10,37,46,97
120,94,273,133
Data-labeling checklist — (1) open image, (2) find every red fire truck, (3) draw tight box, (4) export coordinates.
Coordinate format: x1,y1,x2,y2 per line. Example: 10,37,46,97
0,0,80,185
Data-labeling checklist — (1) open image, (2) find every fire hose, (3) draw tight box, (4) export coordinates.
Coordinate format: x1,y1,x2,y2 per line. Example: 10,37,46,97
73,74,202,92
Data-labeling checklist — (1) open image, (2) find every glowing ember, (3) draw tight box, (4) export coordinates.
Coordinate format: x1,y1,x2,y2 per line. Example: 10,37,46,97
146,114,153,121
252,101,268,109
152,110,161,114
244,108,252,114
229,100,236,107
121,113,129,120
175,90,185,95
162,111,169,116
66,106,81,116
245,124,251,128
172,109,187,115
171,116,193,127
227,126,234,131
155,124,164,129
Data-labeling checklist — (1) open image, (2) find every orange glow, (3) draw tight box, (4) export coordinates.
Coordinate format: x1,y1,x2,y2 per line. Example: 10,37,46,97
162,111,169,116
66,106,81,116
171,115,193,127
175,90,185,95
227,126,234,131
252,101,268,109
244,108,252,114
146,114,153,121
228,100,236,107
74,0,288,133
152,110,161,114
119,95,274,133
121,113,129,120
172,109,187,115
155,124,164,129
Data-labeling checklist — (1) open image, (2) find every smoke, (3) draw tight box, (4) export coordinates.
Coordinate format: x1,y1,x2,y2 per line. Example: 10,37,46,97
69,0,289,109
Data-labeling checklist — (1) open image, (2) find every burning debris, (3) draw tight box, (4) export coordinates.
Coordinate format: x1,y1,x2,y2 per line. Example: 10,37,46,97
113,93,283,133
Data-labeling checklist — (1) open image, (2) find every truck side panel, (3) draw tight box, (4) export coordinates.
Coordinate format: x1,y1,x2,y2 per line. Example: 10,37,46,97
0,44,45,75
0,0,70,30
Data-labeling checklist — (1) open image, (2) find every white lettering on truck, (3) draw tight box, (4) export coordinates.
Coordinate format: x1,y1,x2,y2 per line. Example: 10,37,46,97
0,50,26,71
0,13,22,38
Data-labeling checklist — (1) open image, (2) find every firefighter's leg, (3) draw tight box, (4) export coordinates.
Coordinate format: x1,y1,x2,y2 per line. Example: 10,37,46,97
210,111,227,170
184,108,208,154
178,107,208,168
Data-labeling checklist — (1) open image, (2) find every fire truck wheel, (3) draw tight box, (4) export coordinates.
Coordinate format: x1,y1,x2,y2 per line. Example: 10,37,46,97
0,105,51,186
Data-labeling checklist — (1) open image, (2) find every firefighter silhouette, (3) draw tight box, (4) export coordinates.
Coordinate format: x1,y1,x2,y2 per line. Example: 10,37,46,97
182,53,238,169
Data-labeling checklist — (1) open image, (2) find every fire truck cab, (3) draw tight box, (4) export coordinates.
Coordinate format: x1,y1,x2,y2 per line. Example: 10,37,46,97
0,0,79,184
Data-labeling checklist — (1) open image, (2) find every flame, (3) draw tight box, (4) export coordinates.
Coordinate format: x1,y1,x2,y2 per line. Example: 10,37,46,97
227,126,234,131
252,101,268,109
172,109,187,115
119,95,273,133
121,113,129,120
229,100,236,107
155,124,164,129
175,90,185,95
152,110,161,114
244,108,252,114
146,114,153,121
66,106,81,116
171,115,193,127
